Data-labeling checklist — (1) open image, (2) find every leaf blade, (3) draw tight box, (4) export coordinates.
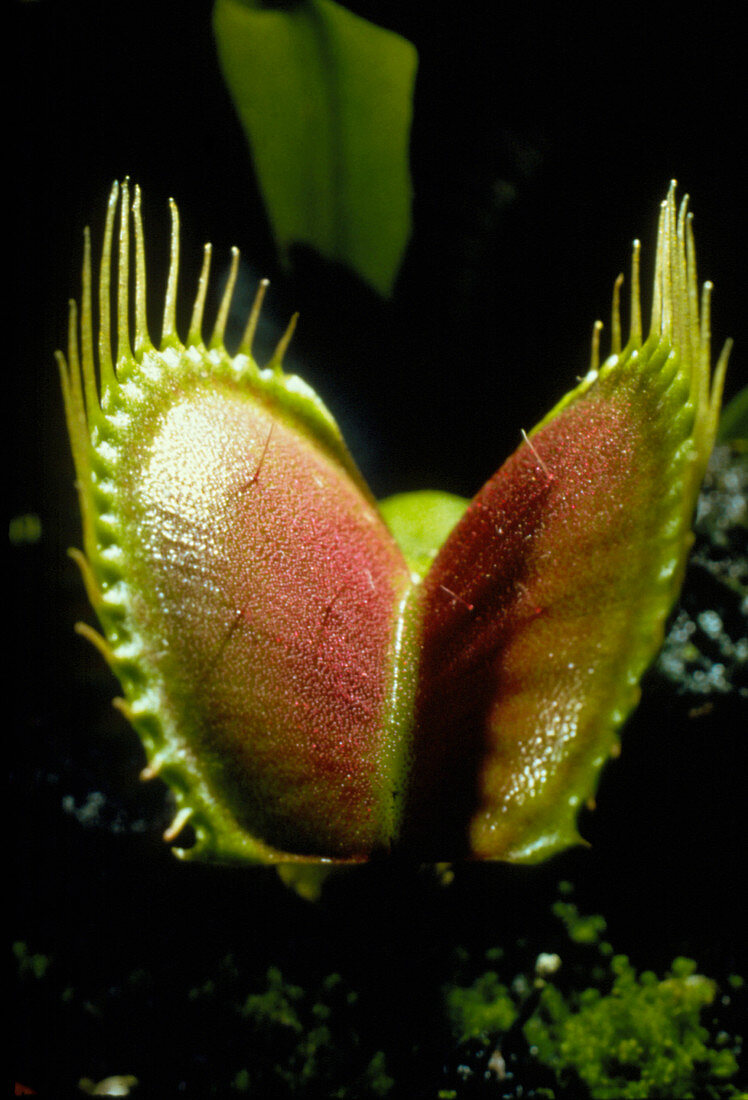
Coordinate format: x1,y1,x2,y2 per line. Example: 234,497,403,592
404,188,728,861
213,0,417,296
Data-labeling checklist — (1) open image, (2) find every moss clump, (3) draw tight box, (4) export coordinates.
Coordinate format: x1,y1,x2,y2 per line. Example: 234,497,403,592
551,901,609,948
233,967,393,1097
444,892,743,1099
525,954,739,1099
13,941,51,982
14,891,743,1096
445,970,518,1041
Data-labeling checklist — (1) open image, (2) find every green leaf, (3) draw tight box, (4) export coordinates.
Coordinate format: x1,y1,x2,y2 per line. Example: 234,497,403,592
212,0,417,297
379,491,469,580
717,384,748,443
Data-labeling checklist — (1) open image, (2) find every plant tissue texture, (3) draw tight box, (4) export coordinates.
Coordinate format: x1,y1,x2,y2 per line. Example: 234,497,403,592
58,182,729,864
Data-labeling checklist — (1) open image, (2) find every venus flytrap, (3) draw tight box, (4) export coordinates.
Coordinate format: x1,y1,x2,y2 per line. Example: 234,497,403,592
58,181,729,865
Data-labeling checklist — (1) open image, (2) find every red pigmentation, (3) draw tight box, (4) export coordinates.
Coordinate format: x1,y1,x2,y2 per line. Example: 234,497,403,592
122,386,413,858
406,372,698,860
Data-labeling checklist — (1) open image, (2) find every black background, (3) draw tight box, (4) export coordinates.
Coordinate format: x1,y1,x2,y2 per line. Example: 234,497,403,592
10,1,746,1094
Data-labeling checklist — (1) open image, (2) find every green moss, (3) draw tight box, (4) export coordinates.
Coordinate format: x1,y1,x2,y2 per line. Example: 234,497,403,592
445,970,518,1041
551,900,608,947
14,896,743,1096
524,952,741,1098
235,967,393,1096
13,941,51,982
442,893,744,1100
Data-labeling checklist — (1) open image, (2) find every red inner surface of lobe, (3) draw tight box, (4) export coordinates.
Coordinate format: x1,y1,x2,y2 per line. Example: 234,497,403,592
405,391,656,857
132,386,410,857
